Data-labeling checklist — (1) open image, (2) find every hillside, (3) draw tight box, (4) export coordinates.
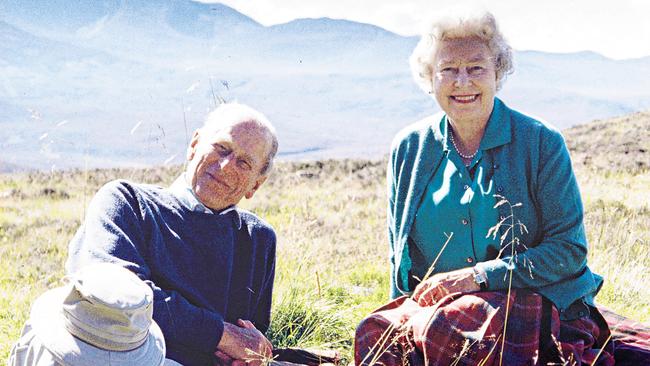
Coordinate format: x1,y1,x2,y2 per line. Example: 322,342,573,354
564,110,650,173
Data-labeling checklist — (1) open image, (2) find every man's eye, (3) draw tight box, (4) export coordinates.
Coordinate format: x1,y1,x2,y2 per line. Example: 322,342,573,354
237,159,252,170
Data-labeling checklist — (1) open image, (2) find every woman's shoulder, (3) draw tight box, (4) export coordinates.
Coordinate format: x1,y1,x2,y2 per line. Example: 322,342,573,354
391,111,445,150
497,100,571,163
503,101,564,139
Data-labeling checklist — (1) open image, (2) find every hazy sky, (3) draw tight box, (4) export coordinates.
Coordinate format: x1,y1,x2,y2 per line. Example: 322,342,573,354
205,0,650,60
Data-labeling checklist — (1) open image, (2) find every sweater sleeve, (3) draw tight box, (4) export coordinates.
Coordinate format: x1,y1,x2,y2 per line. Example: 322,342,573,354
476,129,589,290
65,181,225,358
254,240,276,334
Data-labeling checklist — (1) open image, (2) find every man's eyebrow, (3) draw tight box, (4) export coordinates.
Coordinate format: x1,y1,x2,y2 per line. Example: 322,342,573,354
234,148,257,165
211,136,230,145
240,152,255,163
209,135,258,164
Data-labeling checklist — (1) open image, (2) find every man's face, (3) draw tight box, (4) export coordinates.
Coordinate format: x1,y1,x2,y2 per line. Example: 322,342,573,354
186,121,270,210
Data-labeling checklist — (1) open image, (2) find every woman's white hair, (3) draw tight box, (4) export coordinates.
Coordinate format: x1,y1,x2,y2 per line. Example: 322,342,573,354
409,9,514,93
202,102,279,175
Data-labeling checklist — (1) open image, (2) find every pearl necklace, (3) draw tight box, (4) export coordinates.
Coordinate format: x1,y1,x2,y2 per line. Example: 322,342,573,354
449,130,479,160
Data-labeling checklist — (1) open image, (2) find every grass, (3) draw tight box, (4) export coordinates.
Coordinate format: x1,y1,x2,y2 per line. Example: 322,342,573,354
572,165,650,322
1,159,648,363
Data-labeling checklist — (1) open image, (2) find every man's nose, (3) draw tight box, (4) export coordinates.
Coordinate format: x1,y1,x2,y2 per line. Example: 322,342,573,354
218,153,235,170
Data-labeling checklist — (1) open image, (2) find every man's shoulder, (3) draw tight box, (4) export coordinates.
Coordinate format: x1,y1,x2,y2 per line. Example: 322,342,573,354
91,179,181,215
98,179,169,200
99,179,160,192
235,208,276,238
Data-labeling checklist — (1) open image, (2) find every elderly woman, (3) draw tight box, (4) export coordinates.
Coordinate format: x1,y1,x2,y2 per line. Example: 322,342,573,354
355,11,614,366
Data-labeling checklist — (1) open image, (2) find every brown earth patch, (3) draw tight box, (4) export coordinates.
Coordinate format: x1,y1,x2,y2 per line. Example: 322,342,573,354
564,111,650,173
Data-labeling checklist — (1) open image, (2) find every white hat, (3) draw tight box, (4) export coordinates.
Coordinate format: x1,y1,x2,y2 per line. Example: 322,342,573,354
30,263,166,366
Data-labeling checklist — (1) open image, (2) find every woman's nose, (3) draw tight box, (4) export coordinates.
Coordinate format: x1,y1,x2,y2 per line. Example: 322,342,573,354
454,68,471,86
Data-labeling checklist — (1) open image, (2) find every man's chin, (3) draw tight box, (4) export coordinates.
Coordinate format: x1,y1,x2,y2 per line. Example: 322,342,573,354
194,189,218,205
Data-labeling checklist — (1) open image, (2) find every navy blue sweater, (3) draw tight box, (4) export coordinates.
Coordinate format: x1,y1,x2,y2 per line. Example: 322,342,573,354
66,180,276,366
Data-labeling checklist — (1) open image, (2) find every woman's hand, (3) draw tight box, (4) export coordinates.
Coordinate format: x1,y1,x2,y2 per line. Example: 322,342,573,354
411,267,481,306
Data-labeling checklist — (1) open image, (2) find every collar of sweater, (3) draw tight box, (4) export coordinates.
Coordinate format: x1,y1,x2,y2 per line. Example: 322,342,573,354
169,174,242,229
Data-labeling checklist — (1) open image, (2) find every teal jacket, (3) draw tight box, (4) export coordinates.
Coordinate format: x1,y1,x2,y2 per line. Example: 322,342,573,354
387,97,603,320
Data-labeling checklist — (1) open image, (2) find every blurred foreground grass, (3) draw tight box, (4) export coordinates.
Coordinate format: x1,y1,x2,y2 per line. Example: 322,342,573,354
1,160,648,362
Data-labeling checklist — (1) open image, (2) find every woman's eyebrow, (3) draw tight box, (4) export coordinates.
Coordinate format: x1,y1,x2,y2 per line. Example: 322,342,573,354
468,54,491,62
438,54,490,65
436,58,456,65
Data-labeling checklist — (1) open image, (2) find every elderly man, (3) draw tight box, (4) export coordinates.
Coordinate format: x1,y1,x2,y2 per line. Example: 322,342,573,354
66,103,279,366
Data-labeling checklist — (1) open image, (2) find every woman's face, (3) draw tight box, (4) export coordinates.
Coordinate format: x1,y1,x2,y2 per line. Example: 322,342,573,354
432,37,497,126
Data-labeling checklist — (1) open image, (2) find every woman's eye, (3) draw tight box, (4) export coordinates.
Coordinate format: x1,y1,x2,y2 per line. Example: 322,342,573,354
438,67,457,78
468,66,485,75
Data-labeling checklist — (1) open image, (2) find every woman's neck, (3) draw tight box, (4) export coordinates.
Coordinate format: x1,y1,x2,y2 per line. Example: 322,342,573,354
448,117,488,155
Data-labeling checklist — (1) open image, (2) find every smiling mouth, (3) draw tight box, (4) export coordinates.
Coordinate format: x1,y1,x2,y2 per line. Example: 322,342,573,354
451,94,479,103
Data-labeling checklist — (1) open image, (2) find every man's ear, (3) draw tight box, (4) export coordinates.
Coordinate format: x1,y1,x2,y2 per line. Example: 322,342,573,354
186,130,201,161
244,175,268,199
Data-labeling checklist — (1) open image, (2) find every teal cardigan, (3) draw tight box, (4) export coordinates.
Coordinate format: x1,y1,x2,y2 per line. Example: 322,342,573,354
387,98,603,320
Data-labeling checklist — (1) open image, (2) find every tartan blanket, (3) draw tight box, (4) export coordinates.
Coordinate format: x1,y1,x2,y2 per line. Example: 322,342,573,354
355,290,618,366
598,306,650,365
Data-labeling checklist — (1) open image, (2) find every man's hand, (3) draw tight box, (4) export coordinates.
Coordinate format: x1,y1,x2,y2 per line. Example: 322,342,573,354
216,319,273,365
214,350,247,366
411,267,480,307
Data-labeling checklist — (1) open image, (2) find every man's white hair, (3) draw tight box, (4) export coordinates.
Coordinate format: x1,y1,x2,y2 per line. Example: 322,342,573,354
202,103,278,175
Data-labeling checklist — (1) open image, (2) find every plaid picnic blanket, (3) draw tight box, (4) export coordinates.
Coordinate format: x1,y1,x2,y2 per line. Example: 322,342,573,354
355,290,616,366
598,306,650,365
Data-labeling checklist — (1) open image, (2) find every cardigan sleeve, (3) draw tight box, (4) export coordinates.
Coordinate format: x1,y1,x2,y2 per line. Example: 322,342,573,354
387,140,402,298
65,181,225,359
476,128,589,290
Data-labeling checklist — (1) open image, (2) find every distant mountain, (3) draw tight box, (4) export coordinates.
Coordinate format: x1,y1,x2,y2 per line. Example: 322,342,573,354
1,0,650,171
502,50,650,122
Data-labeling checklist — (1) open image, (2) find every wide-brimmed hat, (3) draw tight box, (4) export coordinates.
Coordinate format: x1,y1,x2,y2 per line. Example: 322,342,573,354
30,263,166,366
